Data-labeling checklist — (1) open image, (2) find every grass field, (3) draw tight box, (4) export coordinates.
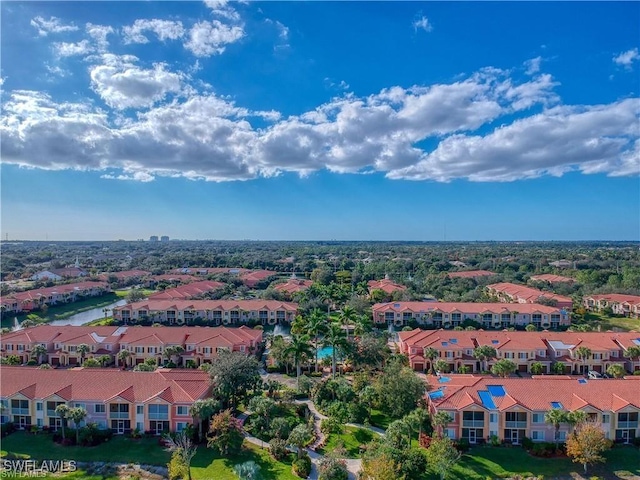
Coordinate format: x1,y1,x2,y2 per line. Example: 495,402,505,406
318,426,373,458
0,432,299,480
369,409,393,429
581,312,640,332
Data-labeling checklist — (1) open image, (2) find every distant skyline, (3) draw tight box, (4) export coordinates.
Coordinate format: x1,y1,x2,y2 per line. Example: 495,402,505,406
1,2,639,241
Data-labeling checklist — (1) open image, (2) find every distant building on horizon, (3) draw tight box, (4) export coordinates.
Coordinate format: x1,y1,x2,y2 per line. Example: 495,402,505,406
161,236,170,242
149,236,159,242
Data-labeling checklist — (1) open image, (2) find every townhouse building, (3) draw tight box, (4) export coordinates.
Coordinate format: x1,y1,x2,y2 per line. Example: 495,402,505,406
168,268,277,288
373,302,570,329
274,276,313,295
398,329,640,375
426,375,640,445
1,325,263,368
486,282,573,310
112,299,297,326
583,294,640,318
367,276,407,296
529,274,575,284
148,280,225,300
0,367,211,434
0,282,110,314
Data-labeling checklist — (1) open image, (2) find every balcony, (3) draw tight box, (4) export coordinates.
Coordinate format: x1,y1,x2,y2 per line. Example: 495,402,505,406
148,413,169,420
11,408,29,415
462,420,485,428
617,421,639,429
505,421,527,429
109,412,129,419
46,410,59,417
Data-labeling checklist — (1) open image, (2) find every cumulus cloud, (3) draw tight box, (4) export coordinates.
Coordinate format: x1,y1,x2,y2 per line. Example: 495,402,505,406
89,56,184,109
184,20,244,57
54,40,93,57
2,66,638,183
86,23,114,52
31,16,78,36
413,16,433,33
524,56,542,75
204,0,241,21
122,19,185,44
613,48,640,69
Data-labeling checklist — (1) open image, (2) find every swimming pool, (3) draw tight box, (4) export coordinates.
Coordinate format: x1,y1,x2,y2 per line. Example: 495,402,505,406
317,346,334,360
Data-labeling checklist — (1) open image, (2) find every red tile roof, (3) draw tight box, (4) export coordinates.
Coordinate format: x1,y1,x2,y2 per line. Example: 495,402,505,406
1,282,109,306
367,278,407,294
117,299,297,312
274,278,313,294
487,282,572,305
428,375,640,412
149,280,225,300
586,294,640,305
373,301,563,315
0,366,212,403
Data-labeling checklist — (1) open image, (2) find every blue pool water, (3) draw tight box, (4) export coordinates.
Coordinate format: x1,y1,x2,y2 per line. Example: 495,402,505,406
317,346,334,359
438,376,451,383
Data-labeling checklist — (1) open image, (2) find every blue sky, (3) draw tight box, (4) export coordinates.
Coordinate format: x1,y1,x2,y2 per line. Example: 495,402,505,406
1,1,639,241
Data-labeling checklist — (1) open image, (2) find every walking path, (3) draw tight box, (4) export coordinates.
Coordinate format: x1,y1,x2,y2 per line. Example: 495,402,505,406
239,399,372,479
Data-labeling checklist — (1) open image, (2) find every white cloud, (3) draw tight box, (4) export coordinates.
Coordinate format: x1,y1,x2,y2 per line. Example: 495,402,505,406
204,0,241,21
524,56,542,75
89,57,184,110
54,40,93,57
30,16,78,36
413,16,433,33
45,64,71,78
86,23,114,52
2,66,637,183
122,19,185,44
613,48,640,69
184,20,244,57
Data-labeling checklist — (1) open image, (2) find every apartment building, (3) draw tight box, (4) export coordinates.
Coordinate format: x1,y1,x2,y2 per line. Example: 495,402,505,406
0,282,110,314
398,329,639,374
0,367,211,434
367,276,407,296
426,375,640,444
583,294,640,318
168,268,277,288
274,276,313,295
1,325,263,367
529,274,575,284
373,302,570,329
148,280,225,300
112,299,297,325
486,282,573,310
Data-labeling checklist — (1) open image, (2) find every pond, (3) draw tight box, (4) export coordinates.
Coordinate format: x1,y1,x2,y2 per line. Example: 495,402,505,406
12,299,127,330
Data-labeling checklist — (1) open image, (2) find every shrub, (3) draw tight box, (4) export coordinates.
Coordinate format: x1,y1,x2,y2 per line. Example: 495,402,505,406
185,360,197,369
634,370,640,376
320,418,343,435
347,402,368,424
522,436,534,450
309,372,323,377
1,422,15,438
234,460,261,480
292,453,312,478
419,433,432,449
317,456,348,480
269,438,289,461
489,434,501,447
266,365,281,374
454,438,470,452
167,450,188,480
26,359,37,366
165,361,177,368
633,436,640,447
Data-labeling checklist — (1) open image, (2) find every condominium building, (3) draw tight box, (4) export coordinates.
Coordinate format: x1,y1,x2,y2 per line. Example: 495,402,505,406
583,294,640,318
112,299,297,325
367,276,407,296
0,367,211,434
426,375,640,445
274,276,313,295
0,282,110,314
529,274,575,284
373,302,570,329
148,280,225,300
486,282,573,310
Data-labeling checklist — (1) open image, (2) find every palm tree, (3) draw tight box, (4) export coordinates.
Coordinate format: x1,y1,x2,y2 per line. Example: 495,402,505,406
55,404,70,440
117,349,130,368
164,345,185,366
76,344,90,365
102,307,111,320
545,408,567,449
424,347,439,374
190,398,221,442
338,305,358,339
624,345,640,371
306,309,328,373
606,363,625,378
432,411,453,438
31,344,48,365
566,410,588,435
68,407,88,444
353,314,373,336
269,335,292,374
322,322,348,377
473,345,497,373
98,355,111,367
284,334,313,391
574,346,592,376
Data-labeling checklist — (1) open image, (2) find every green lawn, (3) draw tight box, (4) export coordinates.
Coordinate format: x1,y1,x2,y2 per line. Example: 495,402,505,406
440,445,640,480
84,317,116,326
0,432,299,480
369,409,393,429
581,312,640,332
318,426,373,458
114,289,156,299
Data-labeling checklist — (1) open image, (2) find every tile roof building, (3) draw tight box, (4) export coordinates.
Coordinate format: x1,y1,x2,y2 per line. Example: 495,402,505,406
583,294,640,319
367,276,407,296
0,366,211,434
1,324,263,368
373,301,570,329
0,282,110,314
425,375,640,445
112,299,297,326
486,282,573,310
529,274,575,284
148,280,225,300
274,275,313,295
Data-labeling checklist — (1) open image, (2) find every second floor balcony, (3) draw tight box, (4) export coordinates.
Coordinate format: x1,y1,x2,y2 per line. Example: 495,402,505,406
505,421,527,429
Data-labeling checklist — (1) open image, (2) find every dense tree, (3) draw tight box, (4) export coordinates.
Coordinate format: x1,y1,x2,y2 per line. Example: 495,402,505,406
284,334,314,391
208,351,261,410
323,322,348,377
624,345,640,365
190,398,222,442
490,359,517,378
530,362,544,375
287,424,313,459
566,423,612,474
207,410,244,455
117,349,130,368
432,411,453,437
306,308,328,372
426,436,461,480
76,344,89,364
360,451,402,480
606,363,626,378
375,359,427,419
164,431,198,480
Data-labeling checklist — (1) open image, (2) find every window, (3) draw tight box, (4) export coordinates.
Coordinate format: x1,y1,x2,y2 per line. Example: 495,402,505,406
602,414,610,424
136,405,144,415
176,422,188,432
97,420,107,429
518,352,527,359
445,351,454,358
558,431,567,441
136,422,144,431
37,419,43,427
36,403,43,411
610,351,617,357
532,413,544,423
489,413,497,423
148,404,169,420
75,403,85,410
445,428,456,439
94,404,105,413
177,406,189,416
17,345,24,351
240,345,246,352
531,431,545,441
